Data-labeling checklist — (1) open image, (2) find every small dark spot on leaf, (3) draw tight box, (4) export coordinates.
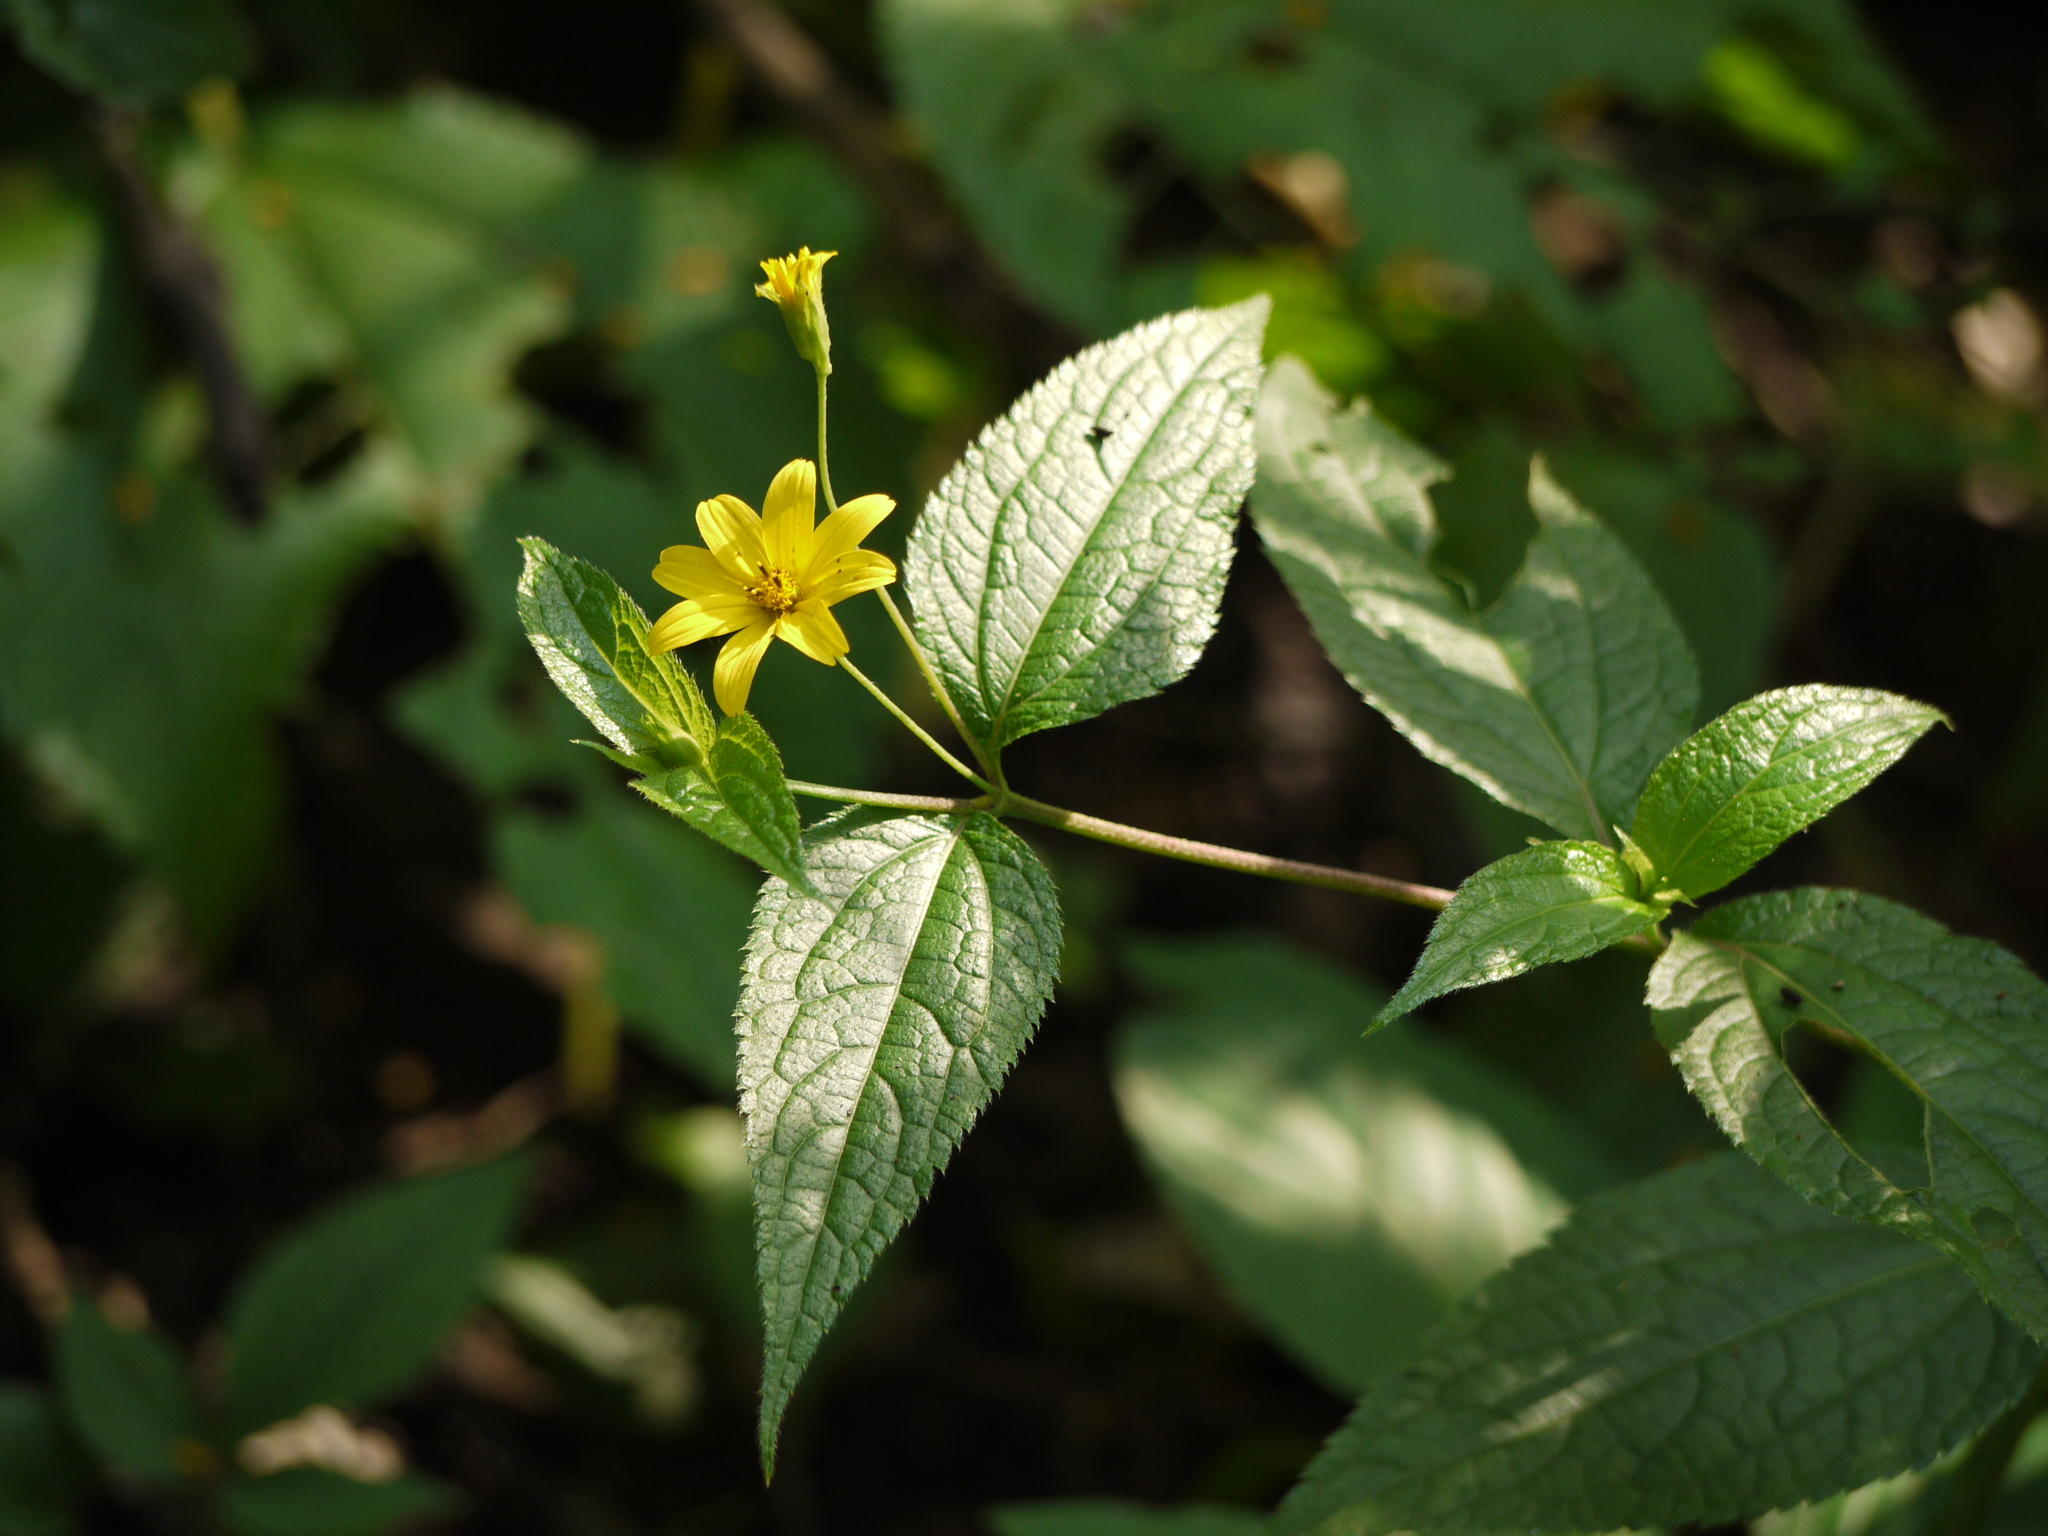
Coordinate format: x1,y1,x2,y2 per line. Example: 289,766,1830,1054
1829,980,1845,992
830,1284,842,1294
1085,425,1112,446
1997,991,2008,1000
1779,986,1801,1008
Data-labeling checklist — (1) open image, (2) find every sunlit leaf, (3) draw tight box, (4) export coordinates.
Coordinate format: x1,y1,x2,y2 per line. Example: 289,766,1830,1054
1378,842,1662,1024
1648,889,2048,1344
743,809,1060,1470
1253,358,1697,841
906,300,1267,754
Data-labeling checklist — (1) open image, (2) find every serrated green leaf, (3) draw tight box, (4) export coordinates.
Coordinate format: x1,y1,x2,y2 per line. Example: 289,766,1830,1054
987,1501,1264,1536
1378,842,1662,1024
1648,888,2048,1345
1271,1154,2040,1536
225,1155,528,1435
634,712,811,896
6,0,253,107
220,1469,457,1536
516,537,810,889
1116,934,1614,1393
741,808,1060,1470
1252,359,1698,841
1631,685,1946,901
0,1381,81,1536
53,1303,199,1483
905,300,1267,754
516,537,707,765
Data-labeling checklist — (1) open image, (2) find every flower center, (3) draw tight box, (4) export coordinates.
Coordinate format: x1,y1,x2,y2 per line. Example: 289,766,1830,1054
745,567,801,613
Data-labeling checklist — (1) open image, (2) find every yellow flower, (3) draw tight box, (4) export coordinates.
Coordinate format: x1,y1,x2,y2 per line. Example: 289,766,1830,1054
649,459,896,715
755,247,836,374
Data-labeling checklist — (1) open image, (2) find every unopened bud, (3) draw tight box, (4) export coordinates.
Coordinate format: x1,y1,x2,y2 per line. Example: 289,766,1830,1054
754,247,836,375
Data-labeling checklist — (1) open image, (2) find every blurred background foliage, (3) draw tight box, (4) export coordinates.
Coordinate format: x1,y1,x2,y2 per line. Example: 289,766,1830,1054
3,0,2048,1531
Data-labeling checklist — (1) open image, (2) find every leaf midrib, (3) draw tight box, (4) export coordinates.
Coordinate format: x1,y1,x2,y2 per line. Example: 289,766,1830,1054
1649,702,1921,888
1710,932,2048,1243
763,819,975,1394
980,317,1244,744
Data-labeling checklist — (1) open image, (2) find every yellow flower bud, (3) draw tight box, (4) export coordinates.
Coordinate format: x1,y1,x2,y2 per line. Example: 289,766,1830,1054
754,247,837,376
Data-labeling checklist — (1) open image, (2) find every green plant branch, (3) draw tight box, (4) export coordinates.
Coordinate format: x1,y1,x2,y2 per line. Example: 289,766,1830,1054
837,657,994,793
787,781,989,813
786,777,1456,909
814,368,838,514
875,587,991,773
1935,1352,2048,1536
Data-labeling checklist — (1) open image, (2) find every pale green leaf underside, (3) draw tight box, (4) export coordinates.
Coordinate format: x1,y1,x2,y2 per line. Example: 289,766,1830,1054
741,809,1061,1470
517,537,808,889
1648,889,2048,1345
1631,684,1945,900
1377,841,1661,1025
1252,359,1697,842
905,299,1268,751
1271,1154,2038,1536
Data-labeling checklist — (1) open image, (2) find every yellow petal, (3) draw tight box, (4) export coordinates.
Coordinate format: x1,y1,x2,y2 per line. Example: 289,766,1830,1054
654,545,743,601
804,493,895,578
778,601,849,664
649,596,753,652
712,616,778,715
808,550,898,606
760,459,816,574
696,495,766,583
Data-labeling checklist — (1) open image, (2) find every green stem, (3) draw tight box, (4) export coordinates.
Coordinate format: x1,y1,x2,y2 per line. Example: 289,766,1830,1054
815,368,837,514
786,781,990,814
837,657,994,793
875,588,990,773
995,790,1454,909
1937,1355,2048,1536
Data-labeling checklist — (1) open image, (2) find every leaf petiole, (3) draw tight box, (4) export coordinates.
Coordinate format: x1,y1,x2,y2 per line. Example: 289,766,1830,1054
876,587,990,772
837,657,995,793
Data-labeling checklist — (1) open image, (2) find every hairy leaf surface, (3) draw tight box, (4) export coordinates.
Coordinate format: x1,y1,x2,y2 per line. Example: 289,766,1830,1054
1253,360,1696,841
225,1154,529,1434
1272,1154,2039,1536
517,537,809,891
1631,686,1945,900
742,810,1060,1468
1116,935,1612,1392
1378,842,1662,1024
905,301,1266,752
1649,889,2048,1343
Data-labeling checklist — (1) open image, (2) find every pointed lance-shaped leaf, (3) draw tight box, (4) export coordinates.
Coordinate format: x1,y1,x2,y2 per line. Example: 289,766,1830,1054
1648,889,2048,1345
1629,684,1946,901
905,300,1267,753
1376,841,1664,1026
741,809,1061,1473
1252,358,1697,841
1271,1154,2040,1536
518,537,810,890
